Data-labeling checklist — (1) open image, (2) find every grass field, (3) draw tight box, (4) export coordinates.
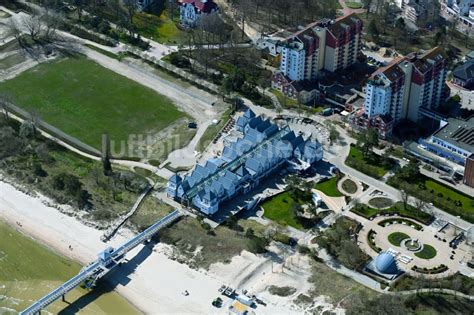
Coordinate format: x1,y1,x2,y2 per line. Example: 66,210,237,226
261,192,304,229
307,260,376,303
314,177,343,197
388,232,410,246
0,220,139,314
128,195,174,232
0,57,185,152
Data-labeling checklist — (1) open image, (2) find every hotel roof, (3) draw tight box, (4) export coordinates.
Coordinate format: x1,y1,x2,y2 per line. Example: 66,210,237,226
326,13,361,37
370,57,406,83
411,47,446,73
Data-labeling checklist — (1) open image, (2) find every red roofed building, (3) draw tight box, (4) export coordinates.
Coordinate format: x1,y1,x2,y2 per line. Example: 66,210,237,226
178,0,219,27
351,47,448,138
273,14,363,103
323,13,363,72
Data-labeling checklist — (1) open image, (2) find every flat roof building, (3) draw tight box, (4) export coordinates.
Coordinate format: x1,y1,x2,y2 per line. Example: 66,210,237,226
421,117,474,166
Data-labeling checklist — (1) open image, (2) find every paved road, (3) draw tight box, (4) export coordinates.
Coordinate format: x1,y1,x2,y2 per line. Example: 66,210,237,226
324,125,473,230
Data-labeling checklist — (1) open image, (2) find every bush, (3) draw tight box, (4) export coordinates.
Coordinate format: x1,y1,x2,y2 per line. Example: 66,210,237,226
297,245,311,254
247,235,269,254
272,233,292,245
169,53,191,68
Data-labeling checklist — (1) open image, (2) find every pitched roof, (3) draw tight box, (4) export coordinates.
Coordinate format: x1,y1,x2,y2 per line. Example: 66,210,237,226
204,160,219,173
256,119,272,133
236,116,248,128
198,188,217,201
194,164,210,178
234,165,250,178
263,123,279,137
453,59,474,81
370,57,406,82
243,109,256,119
169,174,182,184
247,116,263,130
178,0,218,13
411,47,446,73
326,13,362,37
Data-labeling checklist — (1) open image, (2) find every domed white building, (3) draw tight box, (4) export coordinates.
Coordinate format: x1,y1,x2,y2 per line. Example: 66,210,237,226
364,251,403,281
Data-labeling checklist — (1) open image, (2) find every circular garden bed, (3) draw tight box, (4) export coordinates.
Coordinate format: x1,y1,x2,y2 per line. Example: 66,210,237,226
415,244,437,259
368,197,393,209
341,178,358,194
388,232,410,246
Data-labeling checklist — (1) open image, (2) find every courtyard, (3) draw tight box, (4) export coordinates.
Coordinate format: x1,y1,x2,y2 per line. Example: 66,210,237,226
358,215,471,277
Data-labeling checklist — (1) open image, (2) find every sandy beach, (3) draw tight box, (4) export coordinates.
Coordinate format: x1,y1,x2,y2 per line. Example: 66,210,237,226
0,179,342,314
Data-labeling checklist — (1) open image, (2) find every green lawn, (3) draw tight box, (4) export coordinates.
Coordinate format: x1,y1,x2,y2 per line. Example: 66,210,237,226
425,179,474,213
0,57,185,152
351,202,433,224
346,145,393,178
133,11,186,44
388,232,410,246
261,192,304,229
415,244,437,259
345,1,363,9
272,89,299,108
314,177,343,197
388,173,474,223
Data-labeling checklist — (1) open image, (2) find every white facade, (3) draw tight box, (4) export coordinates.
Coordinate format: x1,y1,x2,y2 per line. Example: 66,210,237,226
180,3,199,26
364,78,392,117
280,43,306,81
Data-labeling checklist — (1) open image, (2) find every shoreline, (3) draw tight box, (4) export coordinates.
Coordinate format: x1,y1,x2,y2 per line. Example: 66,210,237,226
0,179,334,314
0,179,146,313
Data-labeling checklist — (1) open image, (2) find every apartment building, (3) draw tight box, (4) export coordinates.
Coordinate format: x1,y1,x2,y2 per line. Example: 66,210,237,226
323,14,363,72
351,47,448,138
440,0,474,34
273,14,363,102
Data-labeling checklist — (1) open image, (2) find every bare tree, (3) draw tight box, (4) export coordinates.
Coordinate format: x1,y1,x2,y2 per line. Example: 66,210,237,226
22,15,43,41
414,198,427,213
42,11,61,41
0,94,11,120
7,18,23,43
400,189,409,210
28,109,41,138
123,0,137,34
